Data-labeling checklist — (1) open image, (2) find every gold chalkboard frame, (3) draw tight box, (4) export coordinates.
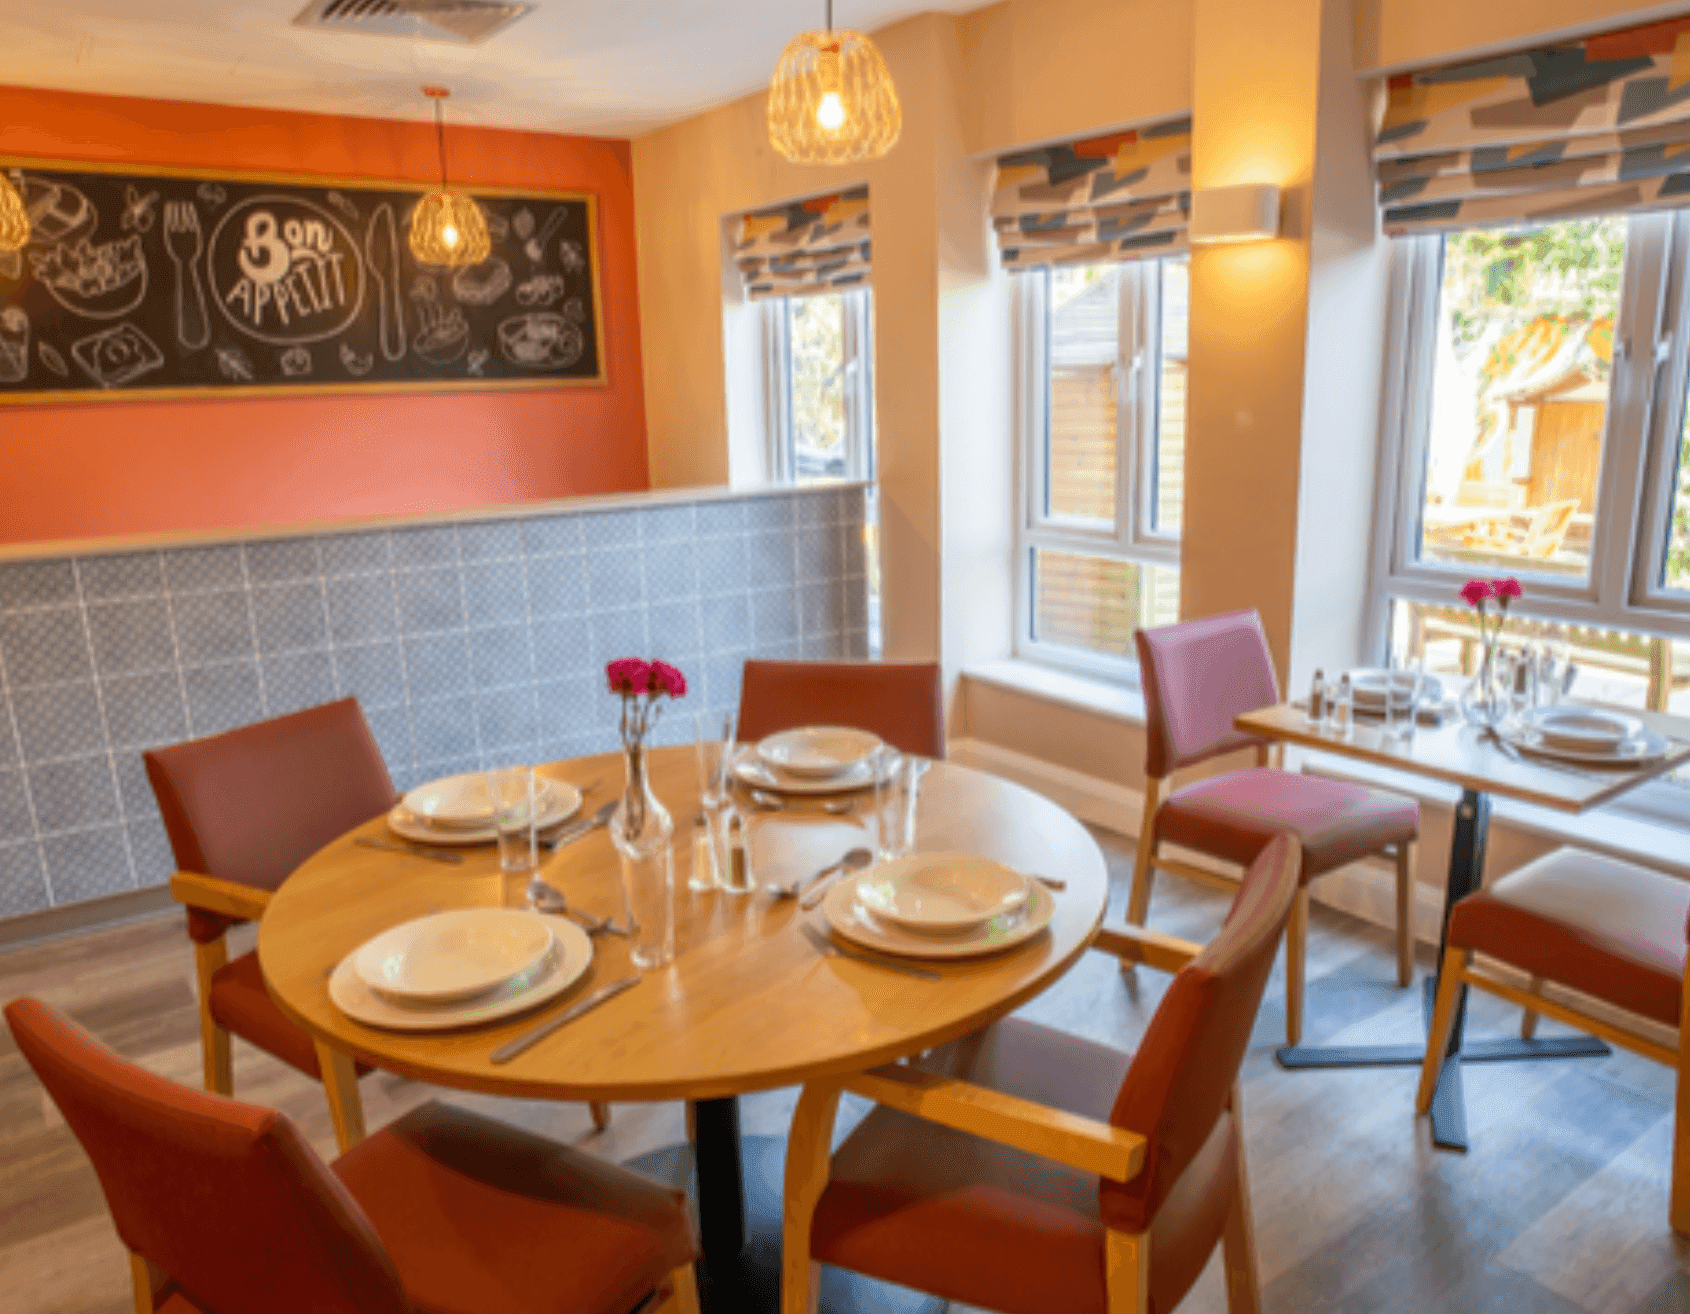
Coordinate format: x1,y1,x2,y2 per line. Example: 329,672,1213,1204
0,155,610,404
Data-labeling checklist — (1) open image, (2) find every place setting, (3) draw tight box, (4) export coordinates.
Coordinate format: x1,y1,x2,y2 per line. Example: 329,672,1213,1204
382,770,585,848
1495,704,1677,772
730,724,901,798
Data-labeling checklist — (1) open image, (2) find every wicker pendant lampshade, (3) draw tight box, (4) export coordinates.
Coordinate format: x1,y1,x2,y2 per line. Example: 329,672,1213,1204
0,172,29,253
767,0,901,165
408,86,491,268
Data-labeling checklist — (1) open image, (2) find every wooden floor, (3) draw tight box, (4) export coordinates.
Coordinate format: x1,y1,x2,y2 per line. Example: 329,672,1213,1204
2,830,1686,1314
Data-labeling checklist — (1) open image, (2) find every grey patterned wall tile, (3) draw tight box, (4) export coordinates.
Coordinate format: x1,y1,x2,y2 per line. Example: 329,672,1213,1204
695,536,747,595
642,504,695,543
395,566,465,634
844,580,868,632
364,704,414,774
475,686,538,751
102,672,188,749
0,767,32,841
126,816,174,888
183,662,263,736
0,560,77,611
587,550,643,608
79,553,163,600
537,675,604,741
844,629,870,660
413,752,483,782
588,607,648,668
530,618,593,677
12,682,107,761
751,590,799,645
463,561,528,627
745,495,795,531
251,582,328,655
699,653,747,710
326,574,398,645
0,841,49,918
112,752,160,823
262,651,335,715
755,638,803,661
527,556,588,617
402,632,471,700
796,527,844,582
840,486,866,525
0,705,16,767
335,641,407,710
644,541,699,603
800,579,847,637
410,696,478,762
842,523,868,578
171,591,254,664
746,531,796,590
245,539,320,583
29,754,119,834
87,599,175,676
699,594,752,652
647,600,702,662
695,499,746,537
1,608,93,686
800,633,843,660
163,545,244,594
42,826,133,903
320,532,391,576
581,510,640,549
391,526,459,568
798,491,837,527
469,624,533,690
523,515,583,557
459,521,523,561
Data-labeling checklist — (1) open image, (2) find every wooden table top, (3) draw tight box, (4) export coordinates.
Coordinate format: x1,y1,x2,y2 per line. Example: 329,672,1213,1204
258,748,1109,1102
1236,703,1690,813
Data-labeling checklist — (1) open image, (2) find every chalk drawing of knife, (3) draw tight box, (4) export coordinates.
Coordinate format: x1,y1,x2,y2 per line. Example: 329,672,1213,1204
366,204,406,362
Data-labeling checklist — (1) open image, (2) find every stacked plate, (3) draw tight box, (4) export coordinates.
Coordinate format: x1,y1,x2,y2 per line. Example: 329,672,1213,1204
821,851,1055,959
329,907,593,1030
1504,705,1669,767
732,726,894,796
1348,669,1443,716
387,771,582,846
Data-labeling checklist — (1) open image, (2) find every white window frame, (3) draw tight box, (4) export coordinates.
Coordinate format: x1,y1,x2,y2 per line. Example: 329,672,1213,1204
1013,260,1182,684
760,287,874,485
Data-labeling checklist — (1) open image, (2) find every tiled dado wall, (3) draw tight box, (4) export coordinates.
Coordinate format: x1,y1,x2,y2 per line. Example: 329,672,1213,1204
0,486,869,919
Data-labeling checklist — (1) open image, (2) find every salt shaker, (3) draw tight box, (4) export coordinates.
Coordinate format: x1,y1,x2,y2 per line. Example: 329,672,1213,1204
1307,669,1326,726
1330,673,1354,738
723,811,753,894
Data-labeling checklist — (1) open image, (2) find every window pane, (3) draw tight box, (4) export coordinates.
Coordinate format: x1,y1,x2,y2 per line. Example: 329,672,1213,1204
1047,265,1121,526
1665,399,1690,591
788,293,847,480
1153,258,1189,534
1417,218,1627,579
1032,547,1179,659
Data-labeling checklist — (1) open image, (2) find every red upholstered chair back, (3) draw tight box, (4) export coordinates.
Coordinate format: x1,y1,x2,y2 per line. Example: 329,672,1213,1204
1103,834,1301,1233
738,660,945,758
1135,610,1279,778
4,998,412,1314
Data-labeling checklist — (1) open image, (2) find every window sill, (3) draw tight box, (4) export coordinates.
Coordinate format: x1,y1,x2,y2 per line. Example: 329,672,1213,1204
962,659,1146,726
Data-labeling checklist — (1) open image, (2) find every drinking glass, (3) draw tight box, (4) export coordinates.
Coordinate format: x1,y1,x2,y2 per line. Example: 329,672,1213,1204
872,752,920,863
485,765,537,875
1384,657,1423,743
691,710,737,891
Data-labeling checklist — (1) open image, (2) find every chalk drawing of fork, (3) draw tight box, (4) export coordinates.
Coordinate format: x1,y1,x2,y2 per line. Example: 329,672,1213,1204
164,201,210,351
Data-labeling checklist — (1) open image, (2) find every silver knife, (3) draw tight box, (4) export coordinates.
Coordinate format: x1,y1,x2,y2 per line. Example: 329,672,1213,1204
539,800,617,851
355,837,463,864
800,923,941,981
490,975,641,1064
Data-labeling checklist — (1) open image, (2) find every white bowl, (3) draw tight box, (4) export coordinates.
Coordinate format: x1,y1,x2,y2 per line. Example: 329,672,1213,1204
1349,669,1441,705
757,727,884,779
403,771,555,830
352,909,556,1004
1524,706,1640,753
853,852,1030,934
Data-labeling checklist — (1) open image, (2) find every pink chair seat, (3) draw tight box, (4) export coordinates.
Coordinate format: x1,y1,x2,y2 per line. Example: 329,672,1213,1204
1156,769,1418,882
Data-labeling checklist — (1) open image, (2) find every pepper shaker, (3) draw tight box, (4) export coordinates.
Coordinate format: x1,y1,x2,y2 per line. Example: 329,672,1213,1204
1307,668,1327,726
1331,672,1354,738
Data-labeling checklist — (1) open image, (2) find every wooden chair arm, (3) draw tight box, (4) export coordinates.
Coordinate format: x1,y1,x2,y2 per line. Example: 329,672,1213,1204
1092,924,1203,974
169,870,271,922
843,1064,1146,1183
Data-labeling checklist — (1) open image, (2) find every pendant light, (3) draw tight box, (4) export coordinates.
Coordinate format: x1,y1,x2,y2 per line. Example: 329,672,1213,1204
767,0,901,165
408,86,491,268
0,172,28,253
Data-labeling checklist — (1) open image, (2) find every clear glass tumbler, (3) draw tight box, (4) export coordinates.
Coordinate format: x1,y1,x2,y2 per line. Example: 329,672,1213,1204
485,765,537,875
1384,659,1423,743
872,752,920,863
690,710,737,891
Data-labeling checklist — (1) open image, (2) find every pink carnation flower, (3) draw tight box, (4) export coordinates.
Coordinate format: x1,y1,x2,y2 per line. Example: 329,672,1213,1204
1492,577,1522,602
1459,579,1495,607
606,658,652,695
651,660,688,698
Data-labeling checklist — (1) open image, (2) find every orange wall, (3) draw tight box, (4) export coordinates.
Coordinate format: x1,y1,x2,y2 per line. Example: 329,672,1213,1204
0,88,649,545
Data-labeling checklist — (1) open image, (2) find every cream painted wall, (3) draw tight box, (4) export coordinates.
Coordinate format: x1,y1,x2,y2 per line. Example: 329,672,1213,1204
1354,0,1690,73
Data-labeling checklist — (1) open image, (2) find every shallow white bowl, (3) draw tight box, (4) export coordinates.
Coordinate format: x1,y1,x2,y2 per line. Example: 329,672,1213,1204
757,727,884,779
1523,706,1640,752
352,909,556,1004
854,852,1029,934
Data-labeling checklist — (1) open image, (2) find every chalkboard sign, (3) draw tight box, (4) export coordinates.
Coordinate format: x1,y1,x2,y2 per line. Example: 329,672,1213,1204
0,158,607,402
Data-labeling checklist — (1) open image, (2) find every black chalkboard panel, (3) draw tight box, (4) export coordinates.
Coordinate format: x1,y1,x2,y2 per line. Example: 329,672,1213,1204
0,159,606,401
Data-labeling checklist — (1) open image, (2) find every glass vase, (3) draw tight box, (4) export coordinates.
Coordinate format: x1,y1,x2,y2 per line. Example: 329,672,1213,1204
611,741,676,970
1457,644,1507,730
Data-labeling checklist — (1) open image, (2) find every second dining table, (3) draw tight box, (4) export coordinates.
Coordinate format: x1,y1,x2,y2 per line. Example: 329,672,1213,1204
257,745,1110,1314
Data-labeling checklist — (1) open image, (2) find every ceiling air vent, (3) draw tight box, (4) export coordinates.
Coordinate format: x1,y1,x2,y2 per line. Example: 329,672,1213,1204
293,0,534,46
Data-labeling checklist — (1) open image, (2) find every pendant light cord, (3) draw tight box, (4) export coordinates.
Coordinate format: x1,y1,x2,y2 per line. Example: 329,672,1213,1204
434,98,450,188
825,0,832,31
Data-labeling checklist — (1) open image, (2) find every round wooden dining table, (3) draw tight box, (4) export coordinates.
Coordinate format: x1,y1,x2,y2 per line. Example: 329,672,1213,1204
259,746,1109,1313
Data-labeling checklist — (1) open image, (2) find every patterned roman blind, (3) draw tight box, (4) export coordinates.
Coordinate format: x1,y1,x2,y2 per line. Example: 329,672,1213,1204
1378,16,1690,235
734,185,870,301
991,116,1191,269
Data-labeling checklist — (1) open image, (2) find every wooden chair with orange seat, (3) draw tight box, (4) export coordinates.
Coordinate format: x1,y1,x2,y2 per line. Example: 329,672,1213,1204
1417,846,1690,1234
779,833,1304,1314
1126,610,1420,1045
737,659,945,759
145,697,609,1152
4,997,700,1314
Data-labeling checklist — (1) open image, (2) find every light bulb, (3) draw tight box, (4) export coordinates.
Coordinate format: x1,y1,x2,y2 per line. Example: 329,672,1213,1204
816,91,845,130
443,224,459,247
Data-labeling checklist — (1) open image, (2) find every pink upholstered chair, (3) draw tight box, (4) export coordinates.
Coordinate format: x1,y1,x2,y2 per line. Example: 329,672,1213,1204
780,834,1302,1314
4,997,699,1314
1418,846,1690,1234
738,660,945,758
1128,610,1420,1045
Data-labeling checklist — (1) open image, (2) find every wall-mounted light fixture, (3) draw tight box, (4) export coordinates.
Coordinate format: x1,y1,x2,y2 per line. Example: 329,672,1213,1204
0,172,29,253
1190,183,1280,244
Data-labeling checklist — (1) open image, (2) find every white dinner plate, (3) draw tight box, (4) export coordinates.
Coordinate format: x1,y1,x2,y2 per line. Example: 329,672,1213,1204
403,771,564,831
731,747,898,796
854,852,1029,933
329,916,593,1031
386,782,581,846
822,871,1056,959
1502,724,1670,767
1522,705,1641,752
1349,670,1443,706
352,908,557,1004
757,726,885,779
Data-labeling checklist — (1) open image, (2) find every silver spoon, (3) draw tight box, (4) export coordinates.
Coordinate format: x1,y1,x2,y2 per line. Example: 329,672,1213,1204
526,878,631,935
794,847,875,908
749,788,854,816
765,845,870,899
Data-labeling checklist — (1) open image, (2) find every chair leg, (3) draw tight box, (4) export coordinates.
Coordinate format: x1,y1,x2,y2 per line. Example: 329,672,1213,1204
1520,977,1543,1040
129,1252,159,1314
1285,888,1309,1047
1221,1104,1261,1314
192,938,232,1096
589,1102,611,1131
685,1099,697,1144
1127,778,1164,928
315,1040,367,1153
1673,968,1690,1236
782,1081,843,1314
1103,1229,1150,1313
1416,946,1468,1114
654,1263,702,1314
1394,842,1415,988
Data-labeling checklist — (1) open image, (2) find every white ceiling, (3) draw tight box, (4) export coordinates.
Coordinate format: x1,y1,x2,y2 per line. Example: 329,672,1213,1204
0,0,989,139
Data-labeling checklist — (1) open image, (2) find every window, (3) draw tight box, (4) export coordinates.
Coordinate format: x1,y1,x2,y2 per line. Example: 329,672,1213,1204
762,289,873,484
1014,256,1188,679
